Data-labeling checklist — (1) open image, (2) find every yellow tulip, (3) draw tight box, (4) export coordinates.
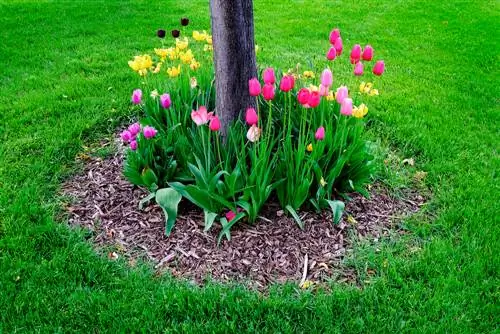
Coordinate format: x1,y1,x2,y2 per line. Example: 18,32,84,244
353,103,368,118
167,65,181,78
326,91,335,101
306,143,313,152
175,37,189,50
192,30,207,42
206,35,212,45
128,54,153,73
179,49,194,64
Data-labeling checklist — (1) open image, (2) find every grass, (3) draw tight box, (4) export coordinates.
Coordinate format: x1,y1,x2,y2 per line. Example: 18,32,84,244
0,0,498,332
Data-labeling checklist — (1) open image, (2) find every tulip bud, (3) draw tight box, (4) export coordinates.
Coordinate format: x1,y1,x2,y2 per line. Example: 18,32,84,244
143,126,157,139
350,44,362,64
362,45,373,61
326,47,337,61
121,130,132,143
354,62,364,76
171,30,180,38
335,86,348,104
131,89,142,104
130,140,138,151
160,93,171,108
329,28,340,45
209,115,220,132
262,83,275,101
315,126,325,140
180,17,189,26
245,107,258,125
263,68,275,85
248,78,261,96
334,37,343,56
340,98,353,116
157,29,166,38
373,60,385,76
279,75,294,92
320,69,333,87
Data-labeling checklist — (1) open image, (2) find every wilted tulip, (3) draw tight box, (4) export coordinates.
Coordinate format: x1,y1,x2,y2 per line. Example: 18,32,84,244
248,78,261,96
245,107,258,125
362,45,373,61
373,60,385,76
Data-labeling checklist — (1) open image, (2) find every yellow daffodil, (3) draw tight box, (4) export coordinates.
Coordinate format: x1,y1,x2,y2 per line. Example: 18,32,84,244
303,70,315,79
179,49,194,64
359,81,379,96
352,103,368,118
326,91,335,101
307,143,313,152
192,30,208,42
167,65,181,78
369,89,379,96
128,54,153,74
152,62,162,74
206,35,212,45
203,44,213,52
190,77,198,89
189,60,201,71
155,47,176,61
175,37,189,50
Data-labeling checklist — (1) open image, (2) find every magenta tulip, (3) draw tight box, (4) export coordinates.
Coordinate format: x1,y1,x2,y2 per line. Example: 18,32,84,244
329,28,340,45
248,78,261,96
245,107,258,125
354,62,364,76
121,130,132,143
129,140,138,151
326,47,337,61
209,115,221,132
320,69,333,87
350,44,362,64
263,68,276,85
373,60,385,76
225,210,236,222
143,126,157,139
160,93,171,108
262,84,275,100
308,91,321,108
131,89,142,104
334,37,343,56
335,86,348,104
128,123,141,136
362,45,373,61
340,98,353,116
315,126,325,140
279,75,294,92
297,88,311,105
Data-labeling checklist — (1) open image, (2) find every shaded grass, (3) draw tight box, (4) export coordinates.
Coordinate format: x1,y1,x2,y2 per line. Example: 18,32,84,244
0,0,498,332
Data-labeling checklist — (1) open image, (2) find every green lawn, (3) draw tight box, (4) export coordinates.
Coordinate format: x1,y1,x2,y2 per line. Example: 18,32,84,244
0,0,498,332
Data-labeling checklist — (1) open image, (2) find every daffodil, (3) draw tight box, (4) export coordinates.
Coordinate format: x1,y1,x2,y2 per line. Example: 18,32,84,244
175,37,189,50
189,60,201,71
307,143,313,152
167,65,181,78
206,35,212,45
192,30,208,42
179,49,194,64
152,62,162,74
326,91,335,101
369,89,379,96
303,70,315,79
352,103,368,118
203,44,213,52
128,54,153,74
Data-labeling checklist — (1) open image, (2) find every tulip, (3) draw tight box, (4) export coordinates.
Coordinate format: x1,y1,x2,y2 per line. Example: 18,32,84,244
157,29,166,38
191,106,214,126
180,17,189,26
248,78,261,96
354,62,364,76
334,37,343,56
160,93,171,109
143,126,157,139
262,84,275,100
171,29,180,38
245,107,258,126
263,68,275,85
320,69,333,87
297,88,311,105
308,91,321,108
373,60,385,76
340,98,353,116
329,28,340,44
209,115,221,131
128,123,141,136
335,86,348,104
350,44,362,64
225,210,236,222
319,84,329,96
121,130,132,143
130,140,138,151
326,47,337,61
279,75,294,92
247,125,261,142
131,89,142,104
362,45,373,61
315,126,325,140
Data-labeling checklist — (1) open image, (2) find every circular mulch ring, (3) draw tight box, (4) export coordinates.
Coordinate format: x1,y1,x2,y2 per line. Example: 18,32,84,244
61,142,426,290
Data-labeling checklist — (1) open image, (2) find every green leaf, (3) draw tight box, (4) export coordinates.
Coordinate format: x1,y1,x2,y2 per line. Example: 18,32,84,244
204,211,218,232
138,192,156,210
326,200,345,225
155,188,182,236
285,205,304,229
217,212,246,245
141,168,158,190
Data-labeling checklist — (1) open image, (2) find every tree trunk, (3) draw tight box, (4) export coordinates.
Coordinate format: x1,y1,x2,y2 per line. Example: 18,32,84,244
210,0,257,137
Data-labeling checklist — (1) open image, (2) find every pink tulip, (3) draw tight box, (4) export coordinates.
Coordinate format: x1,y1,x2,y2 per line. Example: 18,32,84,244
373,60,385,76
334,37,343,56
121,130,132,143
329,28,340,45
279,75,294,92
191,106,214,126
209,115,220,132
326,47,337,61
128,123,141,136
297,88,311,105
308,91,321,108
262,84,275,101
245,107,258,125
225,210,236,222
340,98,353,116
315,126,325,140
350,44,362,64
160,93,171,109
131,89,142,104
354,62,364,76
263,68,276,85
143,126,157,139
335,86,348,104
319,84,329,96
362,45,373,61
320,69,333,87
248,78,261,96
246,125,261,142
130,140,138,151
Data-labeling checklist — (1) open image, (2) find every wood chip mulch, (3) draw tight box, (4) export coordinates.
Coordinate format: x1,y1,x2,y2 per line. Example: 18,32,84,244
61,146,426,290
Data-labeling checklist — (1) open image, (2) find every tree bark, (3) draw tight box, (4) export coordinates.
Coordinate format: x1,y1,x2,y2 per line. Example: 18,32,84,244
210,0,257,137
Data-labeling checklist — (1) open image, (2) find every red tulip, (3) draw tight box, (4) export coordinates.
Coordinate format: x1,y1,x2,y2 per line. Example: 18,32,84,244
263,68,276,85
362,45,373,61
308,91,321,108
354,62,364,76
248,78,261,96
315,126,325,140
262,84,275,101
279,75,294,92
350,44,362,64
329,28,340,45
297,88,311,105
225,210,236,222
373,60,385,76
326,47,337,61
245,107,258,125
209,115,220,131
334,37,343,56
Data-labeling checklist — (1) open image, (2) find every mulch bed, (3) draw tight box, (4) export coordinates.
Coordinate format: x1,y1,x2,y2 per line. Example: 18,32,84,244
61,143,426,290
